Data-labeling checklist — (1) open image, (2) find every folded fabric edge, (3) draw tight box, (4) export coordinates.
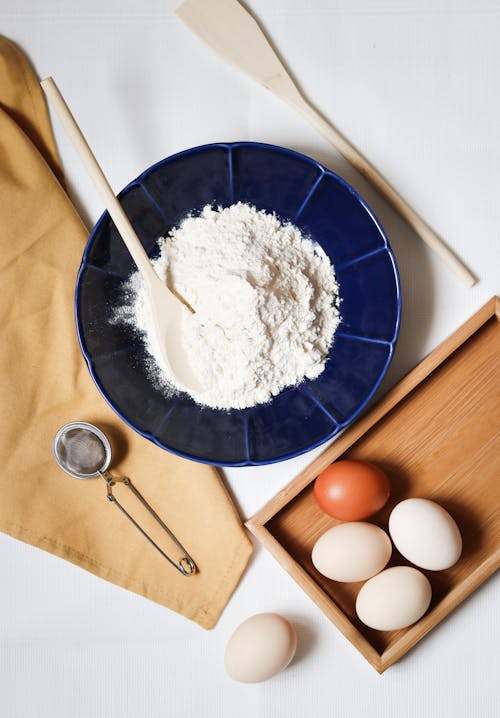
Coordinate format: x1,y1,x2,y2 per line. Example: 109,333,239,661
193,530,254,629
0,518,253,630
0,35,65,186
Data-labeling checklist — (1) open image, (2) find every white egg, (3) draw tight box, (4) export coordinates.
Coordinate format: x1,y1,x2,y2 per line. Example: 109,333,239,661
224,613,297,683
311,522,392,582
389,498,462,570
356,566,432,630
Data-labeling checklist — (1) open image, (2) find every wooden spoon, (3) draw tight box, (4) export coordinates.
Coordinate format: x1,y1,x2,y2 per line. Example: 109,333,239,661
41,77,202,394
176,0,476,287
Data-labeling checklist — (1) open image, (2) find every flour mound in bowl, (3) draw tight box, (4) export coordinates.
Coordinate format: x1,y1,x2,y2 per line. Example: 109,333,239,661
117,202,340,410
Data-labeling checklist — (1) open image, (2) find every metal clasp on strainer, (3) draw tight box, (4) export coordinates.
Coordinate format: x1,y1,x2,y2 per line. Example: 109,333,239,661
53,421,196,576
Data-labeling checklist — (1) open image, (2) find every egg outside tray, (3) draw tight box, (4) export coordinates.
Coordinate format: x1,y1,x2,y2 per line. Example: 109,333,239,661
246,297,500,673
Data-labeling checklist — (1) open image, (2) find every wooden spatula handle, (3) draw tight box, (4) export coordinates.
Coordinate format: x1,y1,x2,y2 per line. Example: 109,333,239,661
40,77,154,280
296,98,476,287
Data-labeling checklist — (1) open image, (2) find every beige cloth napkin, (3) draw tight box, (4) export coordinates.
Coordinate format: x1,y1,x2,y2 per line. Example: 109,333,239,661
0,36,252,629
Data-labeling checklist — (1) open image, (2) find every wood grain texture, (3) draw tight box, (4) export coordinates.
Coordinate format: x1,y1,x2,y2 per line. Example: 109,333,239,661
247,297,500,672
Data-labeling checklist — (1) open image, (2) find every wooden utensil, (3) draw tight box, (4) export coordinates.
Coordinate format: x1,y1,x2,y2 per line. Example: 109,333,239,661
247,297,500,672
176,0,476,287
41,77,202,394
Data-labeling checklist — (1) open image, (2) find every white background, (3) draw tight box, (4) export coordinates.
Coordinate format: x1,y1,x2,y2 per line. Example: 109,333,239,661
1,1,499,716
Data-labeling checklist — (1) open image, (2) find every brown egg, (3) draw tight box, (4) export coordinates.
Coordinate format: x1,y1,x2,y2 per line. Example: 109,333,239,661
314,460,390,520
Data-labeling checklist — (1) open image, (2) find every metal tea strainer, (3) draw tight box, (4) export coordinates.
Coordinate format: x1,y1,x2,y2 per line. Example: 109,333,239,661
53,421,196,576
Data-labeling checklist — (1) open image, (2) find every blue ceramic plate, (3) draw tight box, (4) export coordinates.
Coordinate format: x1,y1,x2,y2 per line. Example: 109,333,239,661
76,142,400,466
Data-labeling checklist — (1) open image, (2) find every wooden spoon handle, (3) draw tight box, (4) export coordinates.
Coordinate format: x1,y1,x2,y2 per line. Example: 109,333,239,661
294,97,476,287
40,77,154,280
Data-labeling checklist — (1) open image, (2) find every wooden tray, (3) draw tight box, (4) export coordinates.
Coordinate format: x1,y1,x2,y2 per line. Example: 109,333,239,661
247,297,500,673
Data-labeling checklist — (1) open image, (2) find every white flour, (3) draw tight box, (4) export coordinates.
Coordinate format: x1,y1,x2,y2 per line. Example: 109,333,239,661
116,203,340,410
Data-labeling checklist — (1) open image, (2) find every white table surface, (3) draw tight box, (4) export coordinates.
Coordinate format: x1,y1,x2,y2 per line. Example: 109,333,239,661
1,1,499,716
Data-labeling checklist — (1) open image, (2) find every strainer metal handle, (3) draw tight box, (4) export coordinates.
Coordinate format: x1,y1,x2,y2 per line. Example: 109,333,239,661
99,471,196,577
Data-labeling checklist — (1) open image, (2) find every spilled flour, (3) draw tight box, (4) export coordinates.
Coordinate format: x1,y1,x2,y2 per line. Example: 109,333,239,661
116,203,340,410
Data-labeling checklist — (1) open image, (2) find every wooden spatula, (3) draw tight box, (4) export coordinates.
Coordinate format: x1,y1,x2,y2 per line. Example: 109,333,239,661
176,0,476,287
41,77,203,394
